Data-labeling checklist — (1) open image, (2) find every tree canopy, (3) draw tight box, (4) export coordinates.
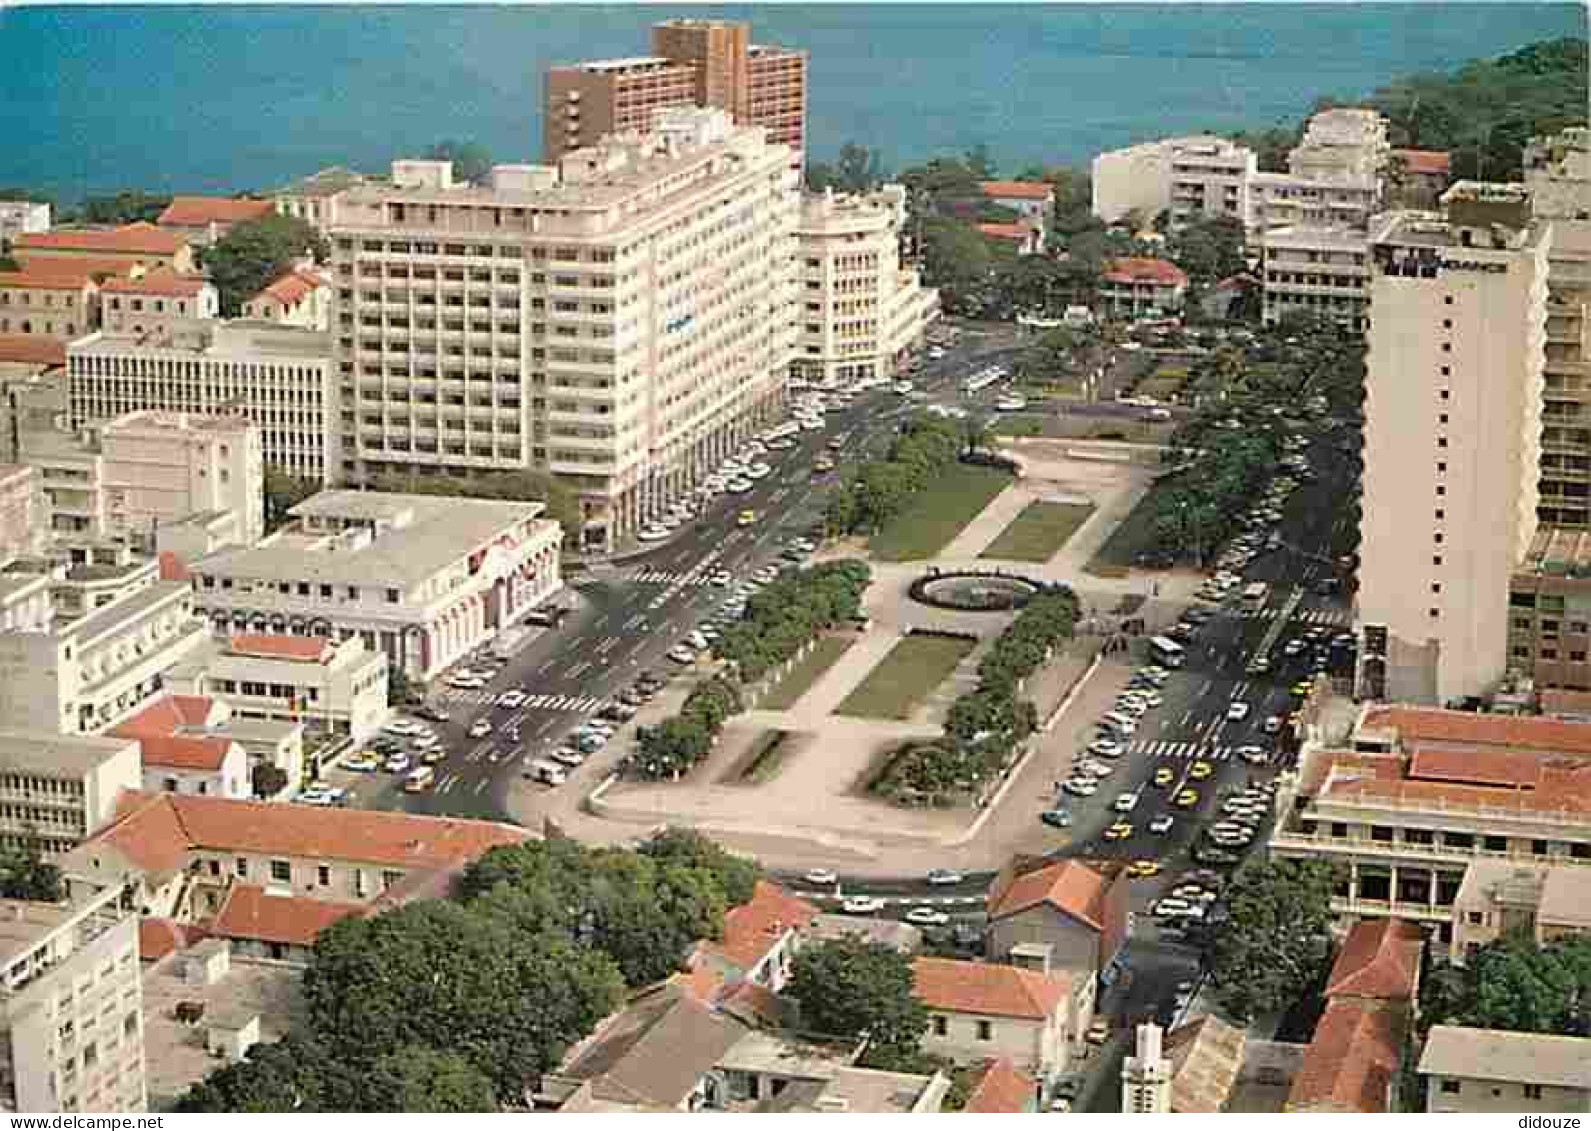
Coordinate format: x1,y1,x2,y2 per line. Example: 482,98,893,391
807,142,887,195
1205,857,1340,1021
424,140,494,184
202,213,329,316
1423,934,1591,1036
77,190,171,226
263,469,319,533
0,844,63,902
788,936,928,1061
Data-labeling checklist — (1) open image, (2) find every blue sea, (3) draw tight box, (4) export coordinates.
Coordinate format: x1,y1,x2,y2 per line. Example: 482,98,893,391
1,3,1584,204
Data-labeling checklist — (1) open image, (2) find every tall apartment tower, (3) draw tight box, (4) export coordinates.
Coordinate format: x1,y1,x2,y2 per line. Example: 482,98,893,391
543,18,807,166
328,108,798,551
1121,1022,1172,1114
0,887,146,1113
1358,182,1551,705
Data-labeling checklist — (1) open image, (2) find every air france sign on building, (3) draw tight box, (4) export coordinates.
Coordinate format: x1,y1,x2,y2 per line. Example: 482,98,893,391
1440,258,1509,274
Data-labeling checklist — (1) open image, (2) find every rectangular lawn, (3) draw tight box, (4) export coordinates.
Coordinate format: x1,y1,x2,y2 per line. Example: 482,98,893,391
981,501,1095,563
868,463,1011,562
835,634,974,720
758,635,853,711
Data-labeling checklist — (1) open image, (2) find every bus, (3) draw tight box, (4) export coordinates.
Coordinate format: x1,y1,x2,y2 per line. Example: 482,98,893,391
1241,581,1270,607
1149,636,1186,669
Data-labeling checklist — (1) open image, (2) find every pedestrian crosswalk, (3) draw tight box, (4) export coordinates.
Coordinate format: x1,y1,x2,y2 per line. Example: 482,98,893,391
1127,741,1239,762
1240,606,1351,627
627,568,717,587
436,690,608,713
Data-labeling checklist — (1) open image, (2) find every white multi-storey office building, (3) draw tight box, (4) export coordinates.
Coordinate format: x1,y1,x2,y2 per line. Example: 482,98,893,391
326,107,799,550
68,321,336,485
1357,183,1551,705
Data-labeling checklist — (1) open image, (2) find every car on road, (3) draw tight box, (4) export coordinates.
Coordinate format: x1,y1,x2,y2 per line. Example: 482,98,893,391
1225,702,1251,722
383,719,422,737
1078,759,1115,778
926,869,964,886
550,747,586,768
1149,815,1176,835
1195,844,1243,867
1098,713,1137,736
1125,690,1164,708
1151,767,1176,788
1040,809,1072,829
1188,760,1214,780
384,752,412,773
1126,860,1162,878
1113,792,1140,813
468,719,492,739
1103,821,1134,842
342,751,382,772
1174,788,1200,809
1246,656,1272,676
905,907,950,927
737,508,758,527
1235,745,1269,765
1262,714,1284,734
994,395,1028,412
638,524,671,542
667,645,698,664
804,868,838,886
1089,739,1125,758
495,690,527,709
447,674,487,690
1062,778,1098,798
841,896,885,915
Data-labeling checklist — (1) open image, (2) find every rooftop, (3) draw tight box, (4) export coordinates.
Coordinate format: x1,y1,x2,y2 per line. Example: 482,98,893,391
156,196,275,228
0,898,86,967
1324,918,1422,1001
99,268,209,299
1392,149,1452,177
912,956,1069,1021
14,222,188,257
272,166,375,200
0,729,138,777
1284,998,1401,1113
807,913,922,953
703,880,816,972
961,1057,1036,1114
226,634,335,664
1103,257,1189,288
978,180,1054,202
1518,525,1591,579
987,857,1114,928
974,221,1035,241
249,267,326,309
1418,1026,1591,1091
0,334,66,368
1164,1014,1246,1113
1455,859,1591,930
209,883,364,947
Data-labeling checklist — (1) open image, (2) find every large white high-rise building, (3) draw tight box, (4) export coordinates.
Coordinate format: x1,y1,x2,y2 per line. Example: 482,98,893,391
326,107,798,550
1357,182,1551,705
792,185,938,384
1121,1022,1172,1114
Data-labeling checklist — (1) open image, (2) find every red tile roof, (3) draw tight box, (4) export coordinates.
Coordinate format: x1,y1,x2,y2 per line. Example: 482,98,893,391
228,633,334,663
209,883,363,947
157,551,191,582
100,267,207,298
912,956,1069,1021
0,268,98,292
112,694,220,739
1325,918,1423,1001
987,858,1111,928
1285,998,1401,1113
15,222,188,256
134,733,235,772
1392,149,1451,176
1541,688,1591,718
1362,705,1591,759
975,221,1036,242
138,917,206,962
705,880,817,972
0,334,66,367
962,1058,1037,1113
83,791,528,876
1103,257,1188,287
1407,746,1542,789
250,268,324,309
157,196,275,228
978,180,1055,202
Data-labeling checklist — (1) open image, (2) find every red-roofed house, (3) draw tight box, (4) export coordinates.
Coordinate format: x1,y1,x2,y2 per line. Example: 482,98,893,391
986,857,1127,1011
686,880,816,994
241,265,331,330
961,1057,1039,1113
975,220,1042,256
112,694,250,800
1099,257,1188,317
208,882,363,962
1390,149,1451,206
914,955,1075,1077
0,332,67,377
99,266,218,336
14,222,196,273
61,789,528,920
156,196,276,246
0,266,102,342
1285,918,1422,1113
137,916,207,963
978,180,1055,242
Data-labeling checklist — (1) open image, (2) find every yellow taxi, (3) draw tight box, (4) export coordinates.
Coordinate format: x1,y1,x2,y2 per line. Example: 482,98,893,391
1189,760,1214,781
1174,788,1200,809
1126,859,1163,879
1103,821,1135,842
813,456,836,474
737,509,757,527
1152,766,1175,787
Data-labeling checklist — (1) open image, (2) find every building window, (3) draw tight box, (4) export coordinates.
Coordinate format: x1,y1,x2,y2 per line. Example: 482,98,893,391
318,865,330,886
385,588,400,604
269,860,291,883
1483,835,1508,852
1440,1080,1460,1095
381,870,403,889
1466,911,1484,925
235,857,248,877
932,1016,947,1036
1524,1085,1543,1100
976,1020,993,1041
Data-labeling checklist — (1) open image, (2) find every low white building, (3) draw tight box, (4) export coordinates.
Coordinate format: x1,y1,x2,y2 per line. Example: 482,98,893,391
0,729,142,857
0,200,51,242
1260,224,1372,331
1420,1026,1591,1114
978,180,1055,243
99,267,219,339
0,577,207,735
165,632,388,743
188,490,562,680
241,265,332,331
1097,257,1188,319
792,185,938,385
913,956,1075,1081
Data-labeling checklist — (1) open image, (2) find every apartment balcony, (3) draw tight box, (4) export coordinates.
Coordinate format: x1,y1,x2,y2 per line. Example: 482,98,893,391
1327,895,1455,924
547,358,617,378
1271,828,1591,867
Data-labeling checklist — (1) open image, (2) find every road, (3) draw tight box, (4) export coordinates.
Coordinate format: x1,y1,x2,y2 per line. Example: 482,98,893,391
327,324,1030,821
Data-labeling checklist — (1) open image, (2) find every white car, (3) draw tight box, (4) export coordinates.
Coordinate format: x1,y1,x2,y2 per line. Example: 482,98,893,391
926,869,964,886
1226,702,1251,722
995,396,1028,412
1149,815,1175,835
841,896,885,915
1062,778,1098,798
1088,739,1124,758
728,478,755,494
892,381,915,395
495,690,527,709
667,645,698,664
905,907,950,927
447,675,487,690
383,719,422,737
468,719,492,739
804,868,838,886
1113,793,1140,813
638,524,671,542
745,462,772,480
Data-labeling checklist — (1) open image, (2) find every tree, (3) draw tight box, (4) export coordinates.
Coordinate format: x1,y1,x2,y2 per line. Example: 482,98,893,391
366,1047,499,1112
0,844,63,902
1425,935,1591,1036
833,142,885,194
175,1033,347,1112
788,936,928,1062
203,213,329,316
1171,215,1247,285
263,469,319,532
425,140,494,185
962,144,995,180
79,190,171,226
1206,857,1340,1021
0,240,17,273
250,762,290,799
637,827,761,906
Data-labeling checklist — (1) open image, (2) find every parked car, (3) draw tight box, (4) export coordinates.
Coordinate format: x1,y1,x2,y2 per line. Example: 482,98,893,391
905,907,950,927
841,896,884,915
804,868,838,886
